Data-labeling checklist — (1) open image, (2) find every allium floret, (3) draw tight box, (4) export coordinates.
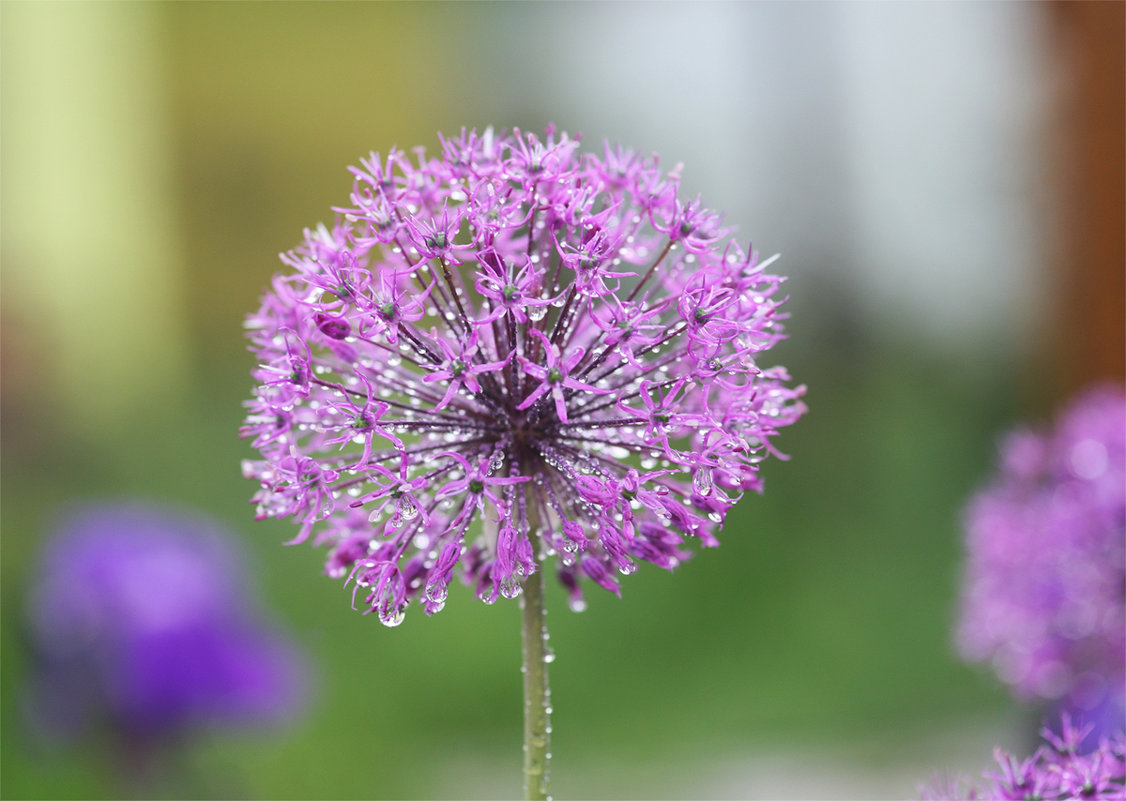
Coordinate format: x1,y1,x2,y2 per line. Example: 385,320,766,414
242,126,806,624
956,386,1126,716
921,716,1126,800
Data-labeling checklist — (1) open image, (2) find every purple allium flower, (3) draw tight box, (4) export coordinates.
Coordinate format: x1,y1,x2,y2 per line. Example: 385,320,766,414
26,503,305,740
242,126,806,624
957,386,1126,721
921,716,1126,800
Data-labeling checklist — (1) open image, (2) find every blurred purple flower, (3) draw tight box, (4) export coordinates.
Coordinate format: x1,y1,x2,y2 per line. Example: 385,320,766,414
957,386,1125,730
27,503,305,741
241,126,805,623
921,716,1125,800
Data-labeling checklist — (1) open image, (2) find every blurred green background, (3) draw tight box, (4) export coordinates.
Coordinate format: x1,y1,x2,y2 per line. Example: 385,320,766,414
2,2,1122,799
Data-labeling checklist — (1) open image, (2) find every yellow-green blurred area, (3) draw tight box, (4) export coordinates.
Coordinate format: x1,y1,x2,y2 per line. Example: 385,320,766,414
2,2,1122,799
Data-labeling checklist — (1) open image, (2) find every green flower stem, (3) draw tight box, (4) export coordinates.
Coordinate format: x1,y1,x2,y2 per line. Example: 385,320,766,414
521,526,551,801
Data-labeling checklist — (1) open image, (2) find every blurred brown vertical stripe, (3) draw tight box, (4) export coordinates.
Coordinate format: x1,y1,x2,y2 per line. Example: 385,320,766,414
1050,1,1126,397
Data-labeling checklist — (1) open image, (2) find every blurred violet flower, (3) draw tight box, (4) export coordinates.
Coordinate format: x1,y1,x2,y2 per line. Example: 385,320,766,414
241,126,806,624
921,716,1125,800
957,386,1126,735
27,503,305,742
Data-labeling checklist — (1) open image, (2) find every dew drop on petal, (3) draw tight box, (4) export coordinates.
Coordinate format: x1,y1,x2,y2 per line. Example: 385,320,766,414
380,607,406,627
425,582,448,604
398,495,420,520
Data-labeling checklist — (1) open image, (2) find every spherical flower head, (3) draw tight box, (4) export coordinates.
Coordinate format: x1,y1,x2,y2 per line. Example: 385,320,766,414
242,126,806,624
26,503,306,741
921,715,1126,800
956,386,1126,717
